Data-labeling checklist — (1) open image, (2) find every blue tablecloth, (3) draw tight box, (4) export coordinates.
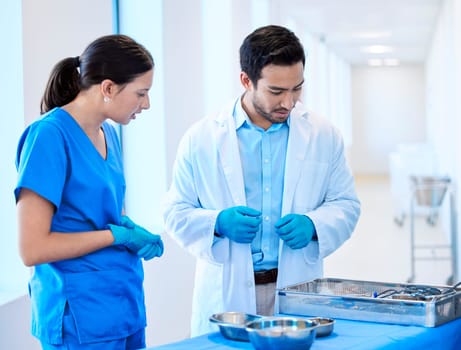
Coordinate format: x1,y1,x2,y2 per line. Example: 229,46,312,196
148,318,461,349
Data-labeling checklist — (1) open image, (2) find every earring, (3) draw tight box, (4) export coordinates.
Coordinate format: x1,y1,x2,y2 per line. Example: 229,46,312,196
103,96,110,103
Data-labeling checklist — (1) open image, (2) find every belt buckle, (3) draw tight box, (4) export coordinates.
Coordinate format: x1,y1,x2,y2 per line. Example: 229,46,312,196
254,268,278,285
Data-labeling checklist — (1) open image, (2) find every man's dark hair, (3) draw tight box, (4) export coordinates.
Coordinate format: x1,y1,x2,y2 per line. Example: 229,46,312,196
239,25,305,85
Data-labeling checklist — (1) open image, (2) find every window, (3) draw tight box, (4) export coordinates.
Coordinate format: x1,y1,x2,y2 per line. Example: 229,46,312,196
0,1,29,304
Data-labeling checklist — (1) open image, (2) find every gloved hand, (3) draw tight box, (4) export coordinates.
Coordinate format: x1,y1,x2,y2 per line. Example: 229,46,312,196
109,216,164,259
136,242,164,260
274,214,316,249
215,206,262,243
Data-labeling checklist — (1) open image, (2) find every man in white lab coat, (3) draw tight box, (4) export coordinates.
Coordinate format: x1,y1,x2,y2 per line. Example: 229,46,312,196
163,25,361,336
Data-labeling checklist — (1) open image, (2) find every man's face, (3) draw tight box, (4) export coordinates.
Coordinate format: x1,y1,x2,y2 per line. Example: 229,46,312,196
241,62,304,129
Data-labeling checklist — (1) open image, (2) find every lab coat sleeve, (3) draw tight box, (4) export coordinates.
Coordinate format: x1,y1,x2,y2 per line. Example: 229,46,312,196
305,126,361,261
162,124,229,264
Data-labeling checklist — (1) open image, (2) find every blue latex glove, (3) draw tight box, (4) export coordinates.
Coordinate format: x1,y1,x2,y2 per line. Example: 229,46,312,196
137,242,164,260
274,214,316,249
215,206,262,243
109,216,164,259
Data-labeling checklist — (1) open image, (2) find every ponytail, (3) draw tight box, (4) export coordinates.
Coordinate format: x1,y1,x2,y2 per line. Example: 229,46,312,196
40,56,80,114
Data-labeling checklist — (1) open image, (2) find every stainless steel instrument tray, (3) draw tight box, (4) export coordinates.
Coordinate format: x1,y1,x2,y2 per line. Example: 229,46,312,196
277,278,461,327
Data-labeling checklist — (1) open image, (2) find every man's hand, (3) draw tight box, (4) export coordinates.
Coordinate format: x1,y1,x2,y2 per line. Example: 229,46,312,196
275,214,316,249
215,206,262,243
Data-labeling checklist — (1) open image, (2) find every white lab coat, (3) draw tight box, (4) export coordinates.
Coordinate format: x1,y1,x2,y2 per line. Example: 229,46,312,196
163,99,360,336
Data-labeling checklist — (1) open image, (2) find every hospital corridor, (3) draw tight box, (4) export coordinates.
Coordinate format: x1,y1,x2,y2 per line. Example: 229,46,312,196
324,174,453,286
2,0,461,349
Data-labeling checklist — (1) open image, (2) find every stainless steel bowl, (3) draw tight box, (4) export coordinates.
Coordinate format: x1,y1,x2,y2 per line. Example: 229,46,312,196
410,175,450,207
209,312,262,341
245,317,318,350
308,317,335,337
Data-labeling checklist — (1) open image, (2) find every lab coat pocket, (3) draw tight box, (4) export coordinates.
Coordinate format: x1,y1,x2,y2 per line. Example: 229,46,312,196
292,205,321,265
64,269,145,343
211,237,229,264
301,241,320,265
291,161,329,210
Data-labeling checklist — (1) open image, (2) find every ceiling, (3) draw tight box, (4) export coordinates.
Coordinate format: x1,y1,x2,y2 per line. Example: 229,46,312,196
282,0,442,65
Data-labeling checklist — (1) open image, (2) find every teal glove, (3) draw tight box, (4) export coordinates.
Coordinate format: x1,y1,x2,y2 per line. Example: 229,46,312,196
137,242,164,260
274,214,316,249
215,206,261,243
109,216,164,259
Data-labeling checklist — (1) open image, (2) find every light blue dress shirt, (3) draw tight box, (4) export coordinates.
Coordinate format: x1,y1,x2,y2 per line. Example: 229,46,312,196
233,100,289,271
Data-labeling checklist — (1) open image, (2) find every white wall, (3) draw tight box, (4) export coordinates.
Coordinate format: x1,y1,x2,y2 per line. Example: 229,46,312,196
22,0,113,124
350,65,426,175
0,297,38,349
425,0,461,281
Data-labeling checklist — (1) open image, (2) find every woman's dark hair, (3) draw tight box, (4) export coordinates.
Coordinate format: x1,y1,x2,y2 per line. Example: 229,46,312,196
239,25,305,86
40,34,154,114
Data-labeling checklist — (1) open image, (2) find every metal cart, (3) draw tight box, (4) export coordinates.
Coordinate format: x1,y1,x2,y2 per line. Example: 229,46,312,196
389,144,439,226
408,176,458,285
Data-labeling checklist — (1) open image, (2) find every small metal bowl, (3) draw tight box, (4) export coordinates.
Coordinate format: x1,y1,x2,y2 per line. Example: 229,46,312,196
209,312,262,341
245,317,318,350
308,317,335,337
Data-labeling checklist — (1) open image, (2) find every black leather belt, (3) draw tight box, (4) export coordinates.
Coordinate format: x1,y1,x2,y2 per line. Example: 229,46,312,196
254,268,278,285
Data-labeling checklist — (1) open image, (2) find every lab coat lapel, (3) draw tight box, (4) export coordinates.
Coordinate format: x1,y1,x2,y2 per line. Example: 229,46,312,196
215,104,246,206
214,104,255,312
281,107,310,214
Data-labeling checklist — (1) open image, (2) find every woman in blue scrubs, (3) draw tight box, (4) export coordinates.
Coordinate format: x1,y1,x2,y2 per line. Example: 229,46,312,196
15,35,163,349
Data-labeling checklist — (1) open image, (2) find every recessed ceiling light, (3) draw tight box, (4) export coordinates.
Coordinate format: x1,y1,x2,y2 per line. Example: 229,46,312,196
368,59,383,66
355,31,392,39
361,45,394,54
383,58,400,66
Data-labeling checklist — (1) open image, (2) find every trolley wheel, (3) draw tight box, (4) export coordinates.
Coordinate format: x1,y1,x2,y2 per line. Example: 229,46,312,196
426,212,438,226
394,214,405,227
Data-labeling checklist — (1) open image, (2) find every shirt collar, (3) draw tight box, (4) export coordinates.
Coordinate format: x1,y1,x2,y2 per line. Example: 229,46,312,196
233,96,290,131
233,96,248,130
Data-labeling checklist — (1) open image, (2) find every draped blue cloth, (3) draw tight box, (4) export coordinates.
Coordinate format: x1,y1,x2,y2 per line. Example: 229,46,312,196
148,318,461,349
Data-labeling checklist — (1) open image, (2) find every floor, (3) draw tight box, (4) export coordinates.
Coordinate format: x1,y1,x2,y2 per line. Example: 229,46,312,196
323,175,454,286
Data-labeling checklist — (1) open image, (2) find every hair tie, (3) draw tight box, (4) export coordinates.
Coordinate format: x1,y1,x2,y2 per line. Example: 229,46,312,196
74,56,80,67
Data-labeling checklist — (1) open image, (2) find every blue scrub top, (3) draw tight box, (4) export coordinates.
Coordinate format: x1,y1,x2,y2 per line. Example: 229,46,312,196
15,108,146,344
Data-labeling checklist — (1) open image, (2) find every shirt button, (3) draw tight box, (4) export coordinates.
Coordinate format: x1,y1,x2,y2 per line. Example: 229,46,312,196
264,159,269,164
247,281,253,288
265,187,270,192
264,216,270,221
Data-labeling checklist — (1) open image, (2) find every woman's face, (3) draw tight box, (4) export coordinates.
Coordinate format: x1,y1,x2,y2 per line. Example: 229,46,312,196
109,69,154,125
